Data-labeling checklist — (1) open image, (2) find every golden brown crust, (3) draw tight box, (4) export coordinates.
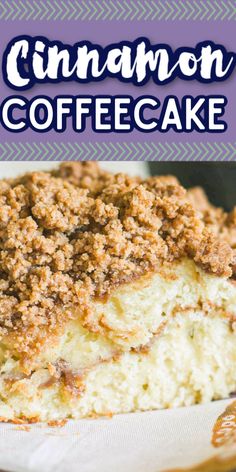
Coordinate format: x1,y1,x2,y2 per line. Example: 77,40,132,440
0,163,235,357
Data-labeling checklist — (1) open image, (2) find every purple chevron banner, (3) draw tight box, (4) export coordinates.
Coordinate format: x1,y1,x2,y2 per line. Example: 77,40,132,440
0,0,235,160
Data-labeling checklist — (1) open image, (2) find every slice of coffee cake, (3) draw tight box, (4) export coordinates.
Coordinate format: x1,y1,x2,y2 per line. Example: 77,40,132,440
0,163,235,422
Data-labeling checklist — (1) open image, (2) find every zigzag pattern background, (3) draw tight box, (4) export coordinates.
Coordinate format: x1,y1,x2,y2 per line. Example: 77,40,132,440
0,142,235,161
0,0,235,21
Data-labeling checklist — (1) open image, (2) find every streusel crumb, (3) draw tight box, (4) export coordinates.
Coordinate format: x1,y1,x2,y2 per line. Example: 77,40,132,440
187,186,236,251
0,163,235,354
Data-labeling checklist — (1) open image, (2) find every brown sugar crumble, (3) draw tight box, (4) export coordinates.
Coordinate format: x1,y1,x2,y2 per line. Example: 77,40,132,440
187,186,236,250
0,162,235,356
47,419,67,428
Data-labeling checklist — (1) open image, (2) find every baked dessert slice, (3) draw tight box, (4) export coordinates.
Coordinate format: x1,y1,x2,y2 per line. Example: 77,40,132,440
0,163,235,422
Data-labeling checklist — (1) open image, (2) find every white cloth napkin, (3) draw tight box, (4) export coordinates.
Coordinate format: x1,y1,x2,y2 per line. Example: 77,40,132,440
0,399,235,472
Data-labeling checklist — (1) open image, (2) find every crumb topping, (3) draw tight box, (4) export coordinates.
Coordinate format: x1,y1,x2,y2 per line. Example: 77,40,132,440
187,186,236,255
0,163,235,353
